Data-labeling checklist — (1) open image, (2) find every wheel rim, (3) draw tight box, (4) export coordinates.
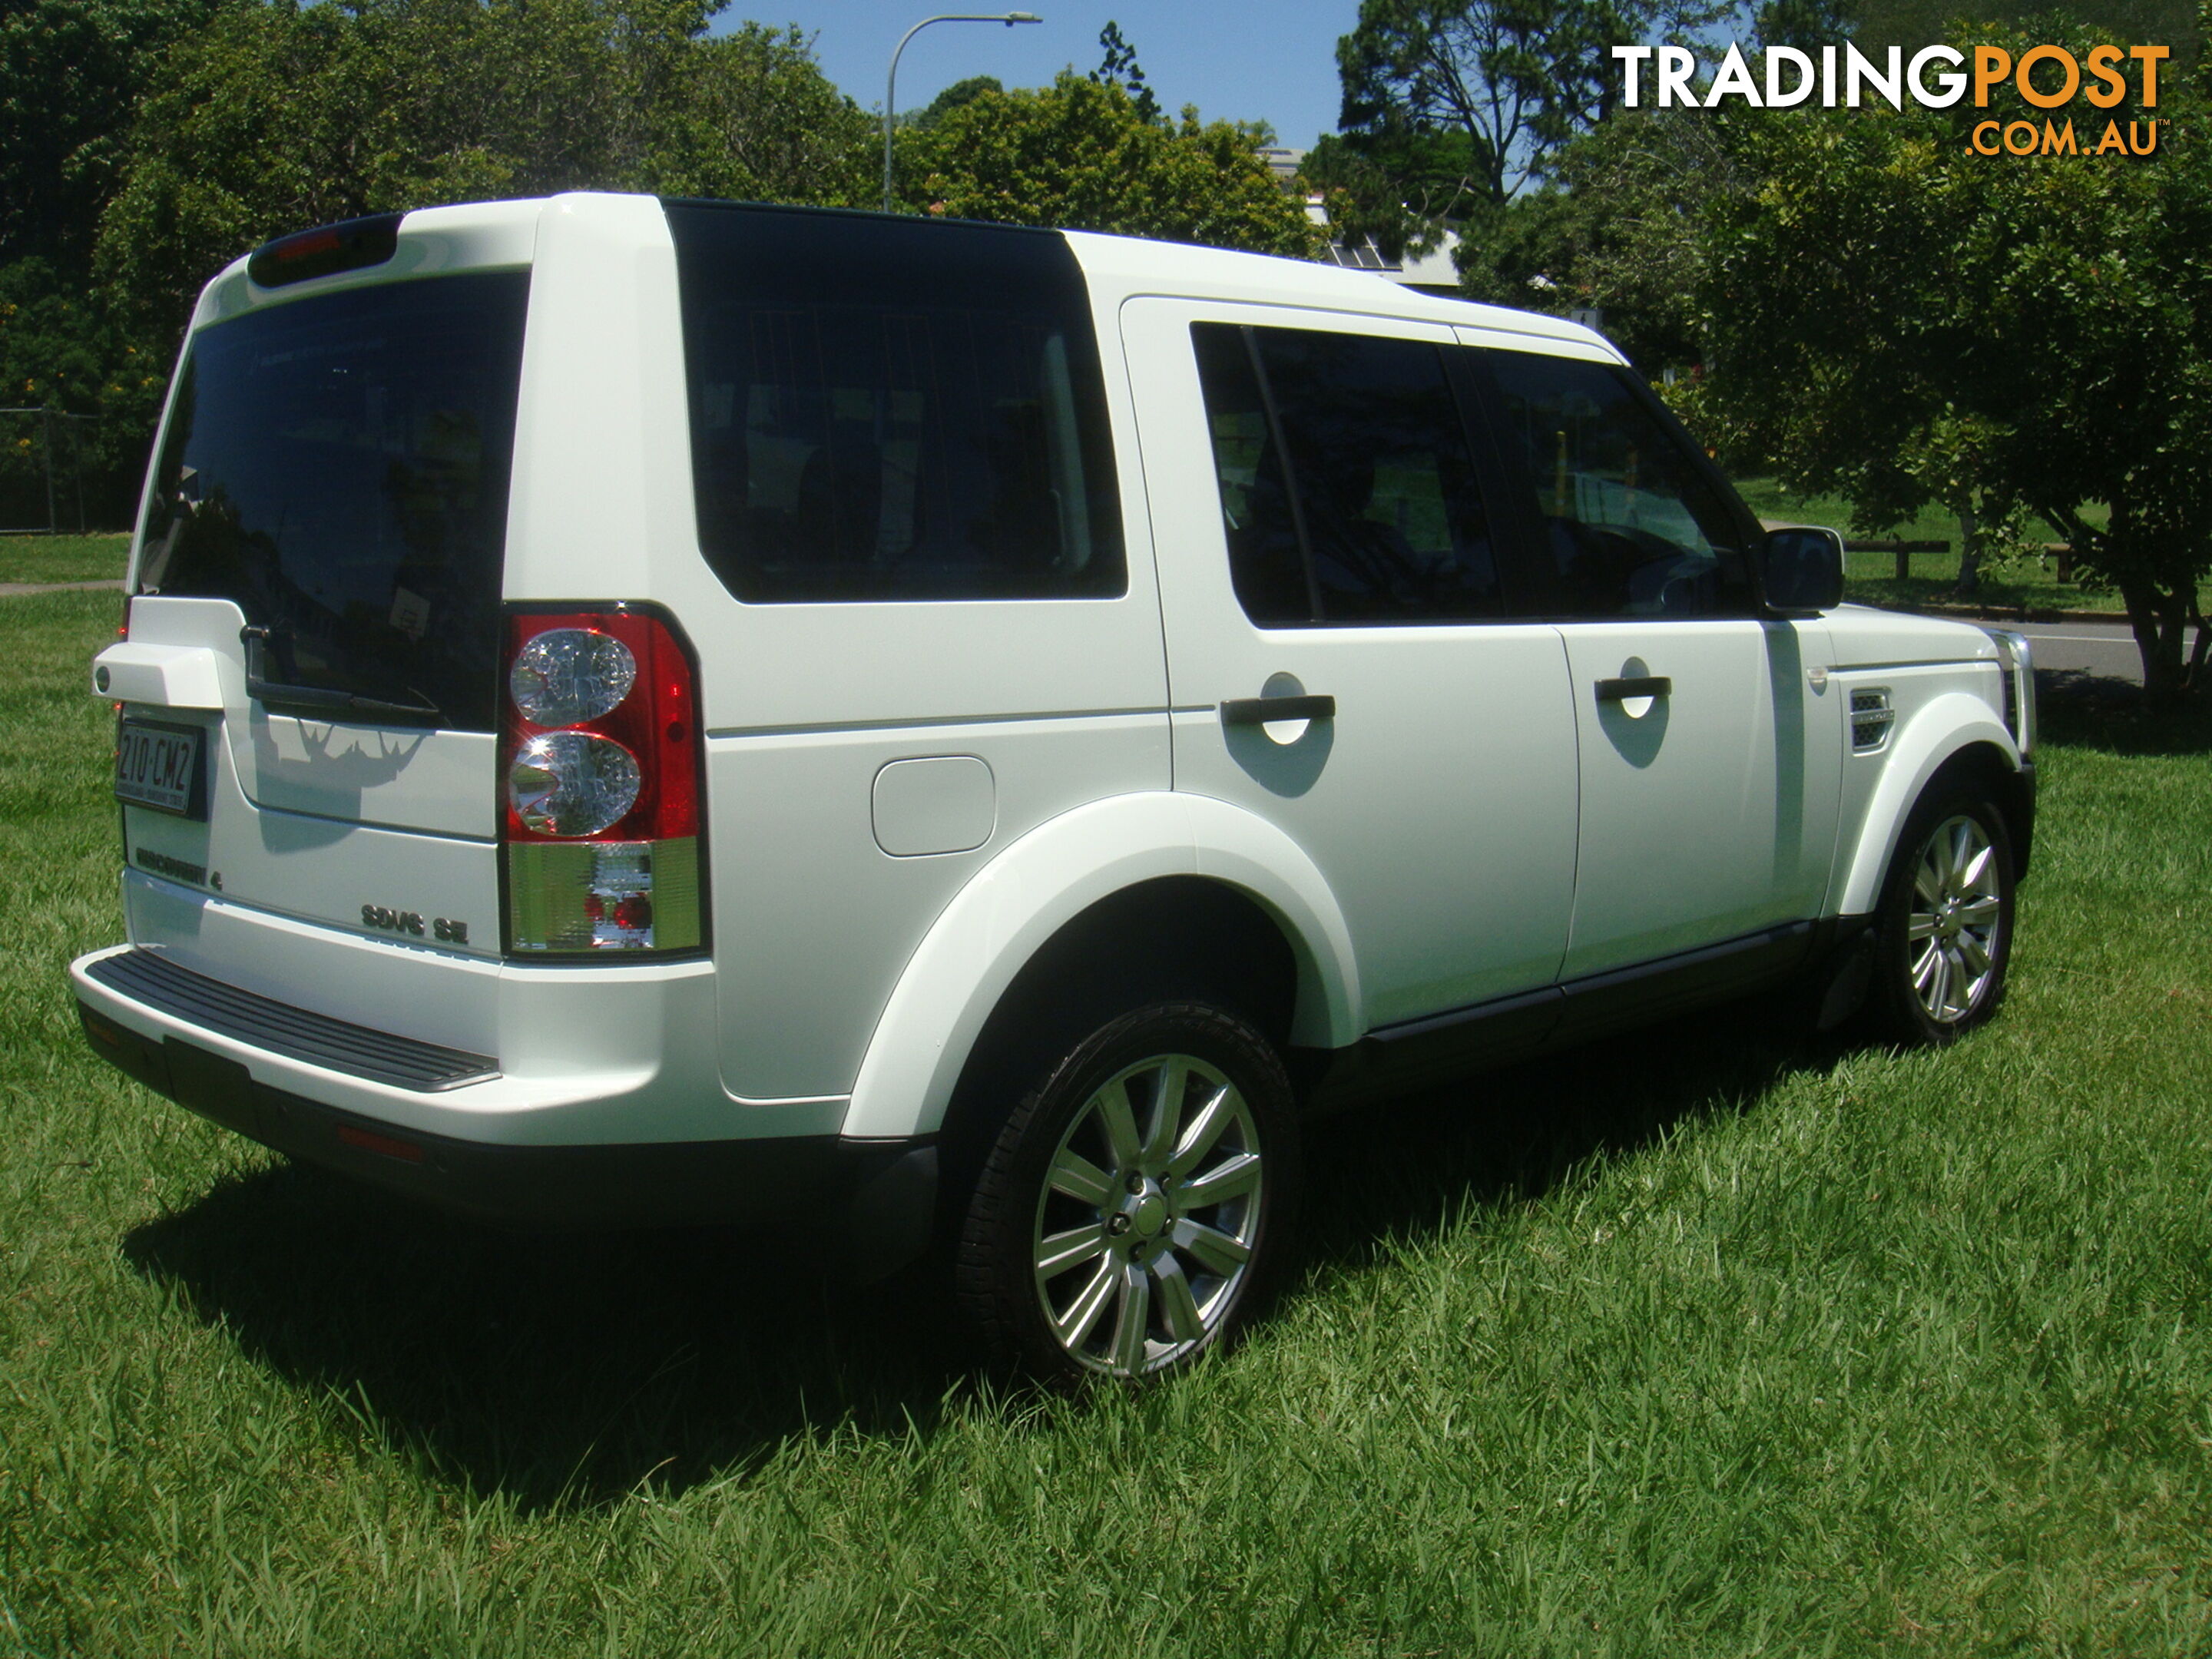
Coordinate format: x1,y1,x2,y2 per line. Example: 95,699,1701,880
1907,813,2005,1024
1031,1051,1264,1378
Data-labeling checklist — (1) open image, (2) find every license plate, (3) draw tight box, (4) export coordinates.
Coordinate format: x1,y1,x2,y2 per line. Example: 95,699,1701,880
115,720,204,818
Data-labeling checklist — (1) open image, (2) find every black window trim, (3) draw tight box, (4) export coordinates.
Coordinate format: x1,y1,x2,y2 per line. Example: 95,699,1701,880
1235,328,1328,623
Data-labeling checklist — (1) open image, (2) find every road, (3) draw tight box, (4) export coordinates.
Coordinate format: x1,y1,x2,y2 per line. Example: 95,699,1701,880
2007,618,2149,688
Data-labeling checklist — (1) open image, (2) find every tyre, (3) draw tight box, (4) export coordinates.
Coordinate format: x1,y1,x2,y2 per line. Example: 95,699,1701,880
955,1002,1298,1383
1868,780,2016,1045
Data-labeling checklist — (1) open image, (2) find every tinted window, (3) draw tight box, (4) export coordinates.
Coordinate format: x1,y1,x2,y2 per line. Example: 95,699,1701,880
139,272,528,731
1485,353,1748,618
1192,323,1502,627
667,204,1124,604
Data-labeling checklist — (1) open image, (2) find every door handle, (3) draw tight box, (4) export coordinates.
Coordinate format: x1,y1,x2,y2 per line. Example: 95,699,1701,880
1595,676,1671,703
1220,694,1336,726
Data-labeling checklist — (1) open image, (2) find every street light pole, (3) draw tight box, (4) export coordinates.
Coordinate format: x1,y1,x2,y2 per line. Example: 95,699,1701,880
883,12,1041,214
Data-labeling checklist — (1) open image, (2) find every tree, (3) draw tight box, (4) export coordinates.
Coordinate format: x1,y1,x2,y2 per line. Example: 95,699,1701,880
1449,104,1746,370
0,0,217,271
917,74,1002,127
92,0,875,343
45,0,873,525
1697,21,2212,701
644,23,876,204
1327,0,1730,217
1753,0,1860,52
0,257,165,527
1850,0,2197,66
1089,19,1161,124
0,0,220,522
1297,124,1483,260
895,74,1320,257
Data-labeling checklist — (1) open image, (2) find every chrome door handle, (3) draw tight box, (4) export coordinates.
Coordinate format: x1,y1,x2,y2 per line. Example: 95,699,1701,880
1595,676,1671,702
1220,694,1336,726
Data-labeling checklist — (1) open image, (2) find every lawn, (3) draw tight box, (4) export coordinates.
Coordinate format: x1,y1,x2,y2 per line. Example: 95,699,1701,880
0,534,129,587
1730,480,2212,618
5,590,2210,1656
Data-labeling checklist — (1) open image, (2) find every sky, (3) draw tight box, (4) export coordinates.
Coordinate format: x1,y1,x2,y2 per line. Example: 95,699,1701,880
723,2,1365,153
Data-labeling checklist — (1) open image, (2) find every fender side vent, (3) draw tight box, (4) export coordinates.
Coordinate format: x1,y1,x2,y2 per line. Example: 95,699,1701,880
1850,687,1895,752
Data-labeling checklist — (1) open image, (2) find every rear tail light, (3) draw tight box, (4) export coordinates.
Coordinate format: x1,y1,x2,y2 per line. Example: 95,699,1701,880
500,606,706,956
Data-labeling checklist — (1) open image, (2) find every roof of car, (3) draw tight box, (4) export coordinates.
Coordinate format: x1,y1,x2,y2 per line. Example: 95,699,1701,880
193,194,1625,366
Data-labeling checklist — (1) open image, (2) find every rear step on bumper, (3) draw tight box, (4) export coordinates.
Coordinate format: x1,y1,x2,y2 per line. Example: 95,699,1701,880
84,947,498,1091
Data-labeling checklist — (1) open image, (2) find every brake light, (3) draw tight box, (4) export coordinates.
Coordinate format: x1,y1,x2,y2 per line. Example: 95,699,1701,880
499,606,706,956
246,214,402,288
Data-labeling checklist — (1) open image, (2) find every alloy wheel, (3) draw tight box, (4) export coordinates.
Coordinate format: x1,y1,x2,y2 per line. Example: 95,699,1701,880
1030,1051,1264,1377
1906,813,2005,1023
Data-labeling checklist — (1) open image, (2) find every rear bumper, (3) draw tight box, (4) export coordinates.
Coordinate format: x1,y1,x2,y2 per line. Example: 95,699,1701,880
72,926,843,1142
72,945,935,1273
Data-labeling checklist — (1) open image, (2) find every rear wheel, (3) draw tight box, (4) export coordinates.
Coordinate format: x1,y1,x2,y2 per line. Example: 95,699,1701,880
1869,781,2015,1044
955,1002,1297,1383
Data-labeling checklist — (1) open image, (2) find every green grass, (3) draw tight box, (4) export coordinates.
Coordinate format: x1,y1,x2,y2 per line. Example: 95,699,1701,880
1729,480,2212,617
0,534,128,587
5,591,2210,1655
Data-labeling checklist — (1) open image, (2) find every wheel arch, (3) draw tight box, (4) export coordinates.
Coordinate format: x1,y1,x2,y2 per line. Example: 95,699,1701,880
838,792,1361,1142
1837,694,2025,916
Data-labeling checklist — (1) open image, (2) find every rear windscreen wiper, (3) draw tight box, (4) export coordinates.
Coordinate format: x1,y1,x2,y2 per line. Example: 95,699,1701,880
239,625,443,722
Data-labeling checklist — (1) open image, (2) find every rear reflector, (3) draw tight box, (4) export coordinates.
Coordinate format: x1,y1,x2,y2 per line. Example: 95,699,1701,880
247,214,404,288
335,1122,429,1164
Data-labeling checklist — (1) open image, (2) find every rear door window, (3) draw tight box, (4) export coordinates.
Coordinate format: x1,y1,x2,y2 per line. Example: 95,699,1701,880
1190,323,1505,626
667,203,1124,604
138,271,529,731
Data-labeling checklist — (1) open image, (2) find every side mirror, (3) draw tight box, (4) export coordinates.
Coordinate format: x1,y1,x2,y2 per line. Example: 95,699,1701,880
1760,525,1846,612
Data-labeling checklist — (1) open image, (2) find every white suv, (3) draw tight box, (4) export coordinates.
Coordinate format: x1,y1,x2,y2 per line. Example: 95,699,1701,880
73,194,2036,1382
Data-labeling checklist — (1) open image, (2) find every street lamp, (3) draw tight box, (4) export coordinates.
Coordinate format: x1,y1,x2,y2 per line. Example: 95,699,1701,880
883,12,1042,214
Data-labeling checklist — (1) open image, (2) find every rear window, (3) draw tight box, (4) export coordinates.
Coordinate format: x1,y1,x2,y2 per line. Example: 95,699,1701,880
137,270,529,730
666,203,1124,604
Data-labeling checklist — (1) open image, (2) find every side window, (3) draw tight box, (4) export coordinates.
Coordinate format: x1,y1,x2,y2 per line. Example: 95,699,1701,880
667,204,1124,603
1485,352,1748,618
1191,322,1504,627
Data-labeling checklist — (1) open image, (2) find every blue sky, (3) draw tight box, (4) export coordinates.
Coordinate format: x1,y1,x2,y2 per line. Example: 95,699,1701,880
724,2,1364,152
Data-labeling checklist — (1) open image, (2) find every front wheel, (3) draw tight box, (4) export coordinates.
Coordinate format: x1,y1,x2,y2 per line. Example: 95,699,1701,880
955,1002,1298,1383
1869,781,2016,1045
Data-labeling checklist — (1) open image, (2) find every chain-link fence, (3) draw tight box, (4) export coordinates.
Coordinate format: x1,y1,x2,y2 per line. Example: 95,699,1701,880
2,406,100,534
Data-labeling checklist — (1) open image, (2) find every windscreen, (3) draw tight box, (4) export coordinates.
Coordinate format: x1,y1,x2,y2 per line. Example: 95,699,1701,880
137,270,530,730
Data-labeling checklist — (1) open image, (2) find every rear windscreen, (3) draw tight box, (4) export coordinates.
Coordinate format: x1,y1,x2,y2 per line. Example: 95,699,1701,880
665,203,1124,604
137,270,529,730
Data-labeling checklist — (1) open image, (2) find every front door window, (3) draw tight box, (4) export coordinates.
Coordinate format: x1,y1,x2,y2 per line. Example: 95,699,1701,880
1485,353,1749,619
